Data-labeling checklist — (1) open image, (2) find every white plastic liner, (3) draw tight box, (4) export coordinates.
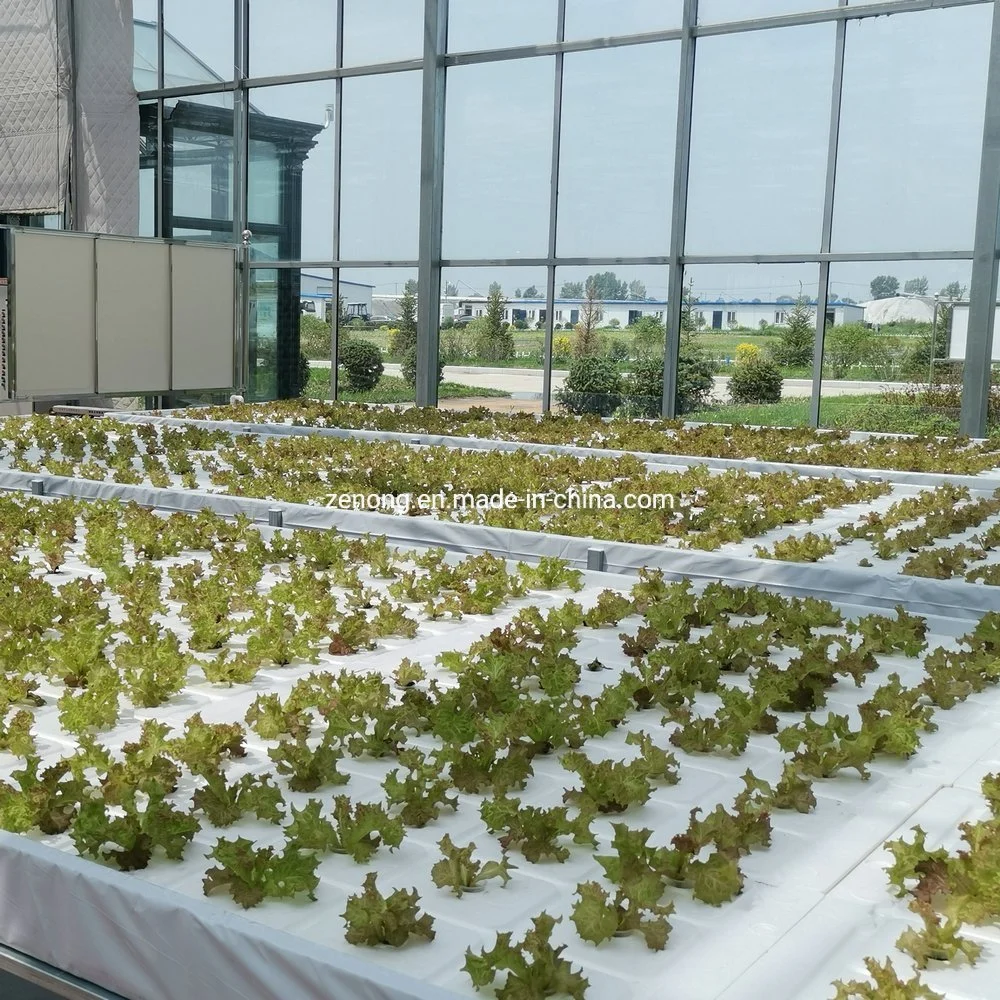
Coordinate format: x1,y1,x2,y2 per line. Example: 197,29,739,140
0,467,998,620
112,411,1000,493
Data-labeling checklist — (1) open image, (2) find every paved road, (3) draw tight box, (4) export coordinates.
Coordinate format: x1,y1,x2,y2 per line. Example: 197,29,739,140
312,360,909,403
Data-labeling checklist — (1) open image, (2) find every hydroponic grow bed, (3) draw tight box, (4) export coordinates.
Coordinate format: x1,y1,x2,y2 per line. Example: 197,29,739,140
0,494,997,1000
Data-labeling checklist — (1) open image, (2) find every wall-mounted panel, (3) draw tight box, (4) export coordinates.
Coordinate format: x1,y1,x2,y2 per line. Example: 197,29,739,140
96,239,170,393
12,231,96,397
170,243,235,390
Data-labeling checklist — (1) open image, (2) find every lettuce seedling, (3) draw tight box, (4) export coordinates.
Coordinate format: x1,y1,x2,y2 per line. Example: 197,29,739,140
193,771,285,827
343,872,435,947
382,749,457,827
480,794,595,863
267,734,348,792
203,837,319,909
571,880,673,951
465,913,588,1000
285,796,403,862
71,789,200,871
831,958,944,1000
168,714,247,776
431,835,514,897
895,902,981,969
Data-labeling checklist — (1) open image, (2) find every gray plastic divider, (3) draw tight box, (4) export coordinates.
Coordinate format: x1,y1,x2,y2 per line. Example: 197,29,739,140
112,411,1000,494
2,467,997,621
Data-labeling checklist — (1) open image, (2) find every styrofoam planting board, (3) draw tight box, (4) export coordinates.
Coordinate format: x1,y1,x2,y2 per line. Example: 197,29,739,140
0,519,998,1000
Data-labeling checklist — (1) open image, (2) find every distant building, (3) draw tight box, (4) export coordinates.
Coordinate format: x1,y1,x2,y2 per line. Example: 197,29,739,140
436,295,862,330
299,273,374,322
949,303,1000,361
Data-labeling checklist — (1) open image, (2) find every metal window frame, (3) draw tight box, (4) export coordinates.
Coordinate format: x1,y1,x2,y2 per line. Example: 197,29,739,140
135,0,997,428
961,0,1000,435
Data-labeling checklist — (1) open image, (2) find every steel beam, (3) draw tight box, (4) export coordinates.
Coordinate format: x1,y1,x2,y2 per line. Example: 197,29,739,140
809,2,847,429
663,0,698,418
542,0,567,414
331,0,345,400
415,0,448,407
961,0,1000,435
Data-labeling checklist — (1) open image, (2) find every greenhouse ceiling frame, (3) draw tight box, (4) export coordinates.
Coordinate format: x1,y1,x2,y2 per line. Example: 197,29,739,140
136,0,1000,434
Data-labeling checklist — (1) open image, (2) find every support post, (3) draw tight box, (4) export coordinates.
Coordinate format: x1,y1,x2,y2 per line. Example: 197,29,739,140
542,0,567,414
663,0,697,418
809,1,847,429
961,0,1000,437
415,0,449,408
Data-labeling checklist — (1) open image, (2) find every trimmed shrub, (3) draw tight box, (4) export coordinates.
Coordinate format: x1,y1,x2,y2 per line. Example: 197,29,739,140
555,356,623,416
607,340,631,363
621,355,663,418
338,339,383,392
401,346,444,388
728,358,783,404
676,351,716,414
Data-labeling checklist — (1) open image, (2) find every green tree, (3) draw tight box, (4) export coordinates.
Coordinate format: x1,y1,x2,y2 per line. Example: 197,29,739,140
299,314,332,360
630,315,664,358
903,277,929,295
514,288,522,297
444,282,458,297
870,275,899,300
573,280,604,358
586,271,629,300
474,284,513,361
939,281,967,300
628,280,647,301
560,281,584,298
771,297,815,368
395,281,417,357
675,280,716,414
522,284,539,298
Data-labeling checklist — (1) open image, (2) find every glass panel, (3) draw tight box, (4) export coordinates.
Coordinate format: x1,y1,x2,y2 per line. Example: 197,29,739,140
439,267,549,413
250,266,324,402
448,0,558,52
698,0,839,22
687,24,834,255
248,82,335,262
133,2,158,91
442,58,555,259
819,261,973,433
340,72,421,261
165,94,234,233
163,0,235,86
139,101,157,237
551,265,669,417
678,263,821,425
832,5,991,253
343,0,423,67
250,0,337,77
558,42,678,257
565,0,682,39
327,268,417,402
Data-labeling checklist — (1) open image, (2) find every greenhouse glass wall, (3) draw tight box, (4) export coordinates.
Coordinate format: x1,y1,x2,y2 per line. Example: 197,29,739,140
133,0,1000,434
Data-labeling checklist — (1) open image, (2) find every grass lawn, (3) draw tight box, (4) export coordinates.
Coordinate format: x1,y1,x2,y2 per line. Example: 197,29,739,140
686,394,960,434
303,370,511,404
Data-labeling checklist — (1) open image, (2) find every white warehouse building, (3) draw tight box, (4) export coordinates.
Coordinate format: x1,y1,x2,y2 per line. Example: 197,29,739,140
949,303,1000,361
446,296,863,330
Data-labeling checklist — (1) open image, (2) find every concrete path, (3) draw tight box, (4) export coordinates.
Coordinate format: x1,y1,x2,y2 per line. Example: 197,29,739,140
311,359,909,403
